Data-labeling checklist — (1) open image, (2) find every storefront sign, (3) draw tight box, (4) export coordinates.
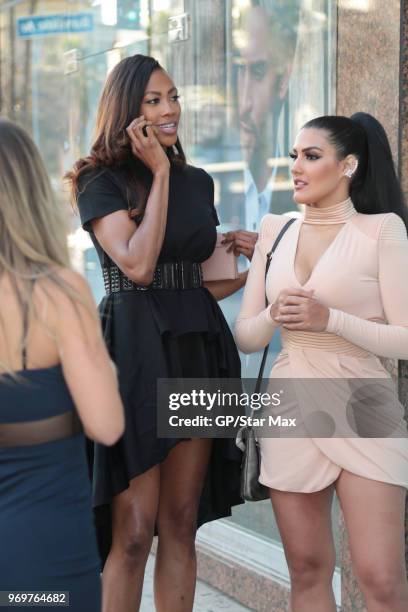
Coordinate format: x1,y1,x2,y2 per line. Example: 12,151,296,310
168,13,189,43
17,13,93,38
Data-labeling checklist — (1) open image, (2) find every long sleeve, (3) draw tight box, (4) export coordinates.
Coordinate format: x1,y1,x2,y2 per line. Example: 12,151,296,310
234,215,283,353
326,213,408,359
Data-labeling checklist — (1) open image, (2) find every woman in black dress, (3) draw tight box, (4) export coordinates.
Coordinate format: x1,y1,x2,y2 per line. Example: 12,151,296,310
66,54,255,611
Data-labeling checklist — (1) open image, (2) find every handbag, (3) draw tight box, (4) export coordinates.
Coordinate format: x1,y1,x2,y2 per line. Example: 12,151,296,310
202,233,239,282
237,217,296,501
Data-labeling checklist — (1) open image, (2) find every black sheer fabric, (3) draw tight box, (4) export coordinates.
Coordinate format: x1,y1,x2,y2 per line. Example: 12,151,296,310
0,410,82,447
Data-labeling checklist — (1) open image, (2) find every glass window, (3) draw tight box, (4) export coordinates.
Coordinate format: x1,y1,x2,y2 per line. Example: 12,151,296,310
0,0,338,601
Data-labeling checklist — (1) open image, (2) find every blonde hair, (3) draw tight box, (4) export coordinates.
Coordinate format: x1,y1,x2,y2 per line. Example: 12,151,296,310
0,118,85,371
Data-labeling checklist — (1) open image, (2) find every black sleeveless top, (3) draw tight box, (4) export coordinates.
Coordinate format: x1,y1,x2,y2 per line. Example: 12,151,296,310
0,302,80,446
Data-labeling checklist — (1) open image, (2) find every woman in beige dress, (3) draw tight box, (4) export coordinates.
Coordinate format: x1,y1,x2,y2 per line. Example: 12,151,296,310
235,113,408,611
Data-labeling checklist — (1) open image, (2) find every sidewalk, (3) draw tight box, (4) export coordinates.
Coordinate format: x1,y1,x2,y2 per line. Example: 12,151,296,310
140,554,251,611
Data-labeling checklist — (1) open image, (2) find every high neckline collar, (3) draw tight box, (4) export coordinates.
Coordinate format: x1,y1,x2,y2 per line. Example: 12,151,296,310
303,197,357,225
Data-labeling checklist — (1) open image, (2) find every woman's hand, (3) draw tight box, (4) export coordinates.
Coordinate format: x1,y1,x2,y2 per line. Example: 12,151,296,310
271,287,330,332
204,271,248,301
126,115,170,175
221,230,258,261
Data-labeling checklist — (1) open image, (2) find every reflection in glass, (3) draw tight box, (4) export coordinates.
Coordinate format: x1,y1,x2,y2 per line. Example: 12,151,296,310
0,0,337,573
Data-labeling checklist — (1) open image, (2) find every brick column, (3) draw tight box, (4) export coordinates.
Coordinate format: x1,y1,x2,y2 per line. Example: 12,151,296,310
337,1,403,608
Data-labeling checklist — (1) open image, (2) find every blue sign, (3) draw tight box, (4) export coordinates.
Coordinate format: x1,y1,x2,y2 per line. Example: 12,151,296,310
17,13,93,38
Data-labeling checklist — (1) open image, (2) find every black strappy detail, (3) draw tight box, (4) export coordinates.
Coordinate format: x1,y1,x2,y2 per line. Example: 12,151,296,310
21,303,28,371
21,280,37,370
0,283,83,447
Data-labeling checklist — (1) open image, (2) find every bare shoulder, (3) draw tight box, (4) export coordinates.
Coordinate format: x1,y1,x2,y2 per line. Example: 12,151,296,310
38,267,93,299
35,267,96,325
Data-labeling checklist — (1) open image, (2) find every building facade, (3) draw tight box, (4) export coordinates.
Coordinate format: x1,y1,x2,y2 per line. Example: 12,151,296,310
0,1,406,610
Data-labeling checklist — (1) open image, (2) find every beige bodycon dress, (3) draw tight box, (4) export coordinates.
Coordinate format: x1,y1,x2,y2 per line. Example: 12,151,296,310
235,198,408,492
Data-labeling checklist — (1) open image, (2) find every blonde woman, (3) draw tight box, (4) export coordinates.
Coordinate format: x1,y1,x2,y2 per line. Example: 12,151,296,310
0,119,124,611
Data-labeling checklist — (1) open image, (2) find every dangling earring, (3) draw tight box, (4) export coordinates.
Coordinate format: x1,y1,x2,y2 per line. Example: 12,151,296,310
172,144,178,154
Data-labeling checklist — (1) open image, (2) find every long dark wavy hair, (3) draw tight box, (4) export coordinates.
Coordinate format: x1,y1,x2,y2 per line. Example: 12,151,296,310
303,113,408,229
65,54,186,219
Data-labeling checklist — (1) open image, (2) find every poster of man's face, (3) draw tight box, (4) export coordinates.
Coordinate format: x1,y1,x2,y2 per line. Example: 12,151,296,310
237,3,296,179
170,1,333,233
233,0,301,229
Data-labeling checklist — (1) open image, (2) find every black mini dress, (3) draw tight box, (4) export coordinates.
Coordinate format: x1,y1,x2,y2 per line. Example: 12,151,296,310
77,162,243,564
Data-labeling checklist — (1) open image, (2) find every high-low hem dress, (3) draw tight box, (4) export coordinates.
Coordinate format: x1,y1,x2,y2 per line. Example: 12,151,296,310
77,163,243,565
235,199,408,493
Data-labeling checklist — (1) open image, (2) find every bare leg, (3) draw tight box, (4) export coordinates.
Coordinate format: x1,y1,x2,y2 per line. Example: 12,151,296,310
154,439,212,612
269,485,337,612
102,465,160,612
335,470,408,612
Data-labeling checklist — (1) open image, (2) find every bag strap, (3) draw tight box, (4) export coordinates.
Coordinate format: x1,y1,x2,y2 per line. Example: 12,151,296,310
255,217,296,394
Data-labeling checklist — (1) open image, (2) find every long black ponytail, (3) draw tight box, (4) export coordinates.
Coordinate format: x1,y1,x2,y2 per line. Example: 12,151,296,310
303,113,408,229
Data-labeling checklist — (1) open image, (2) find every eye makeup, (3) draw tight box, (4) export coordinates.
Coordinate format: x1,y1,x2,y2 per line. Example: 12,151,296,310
289,151,322,161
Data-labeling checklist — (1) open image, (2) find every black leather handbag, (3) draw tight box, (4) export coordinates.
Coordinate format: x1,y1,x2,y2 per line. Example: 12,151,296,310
237,217,296,502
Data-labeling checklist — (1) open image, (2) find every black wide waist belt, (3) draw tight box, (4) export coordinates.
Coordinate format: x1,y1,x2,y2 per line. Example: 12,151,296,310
102,261,203,293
